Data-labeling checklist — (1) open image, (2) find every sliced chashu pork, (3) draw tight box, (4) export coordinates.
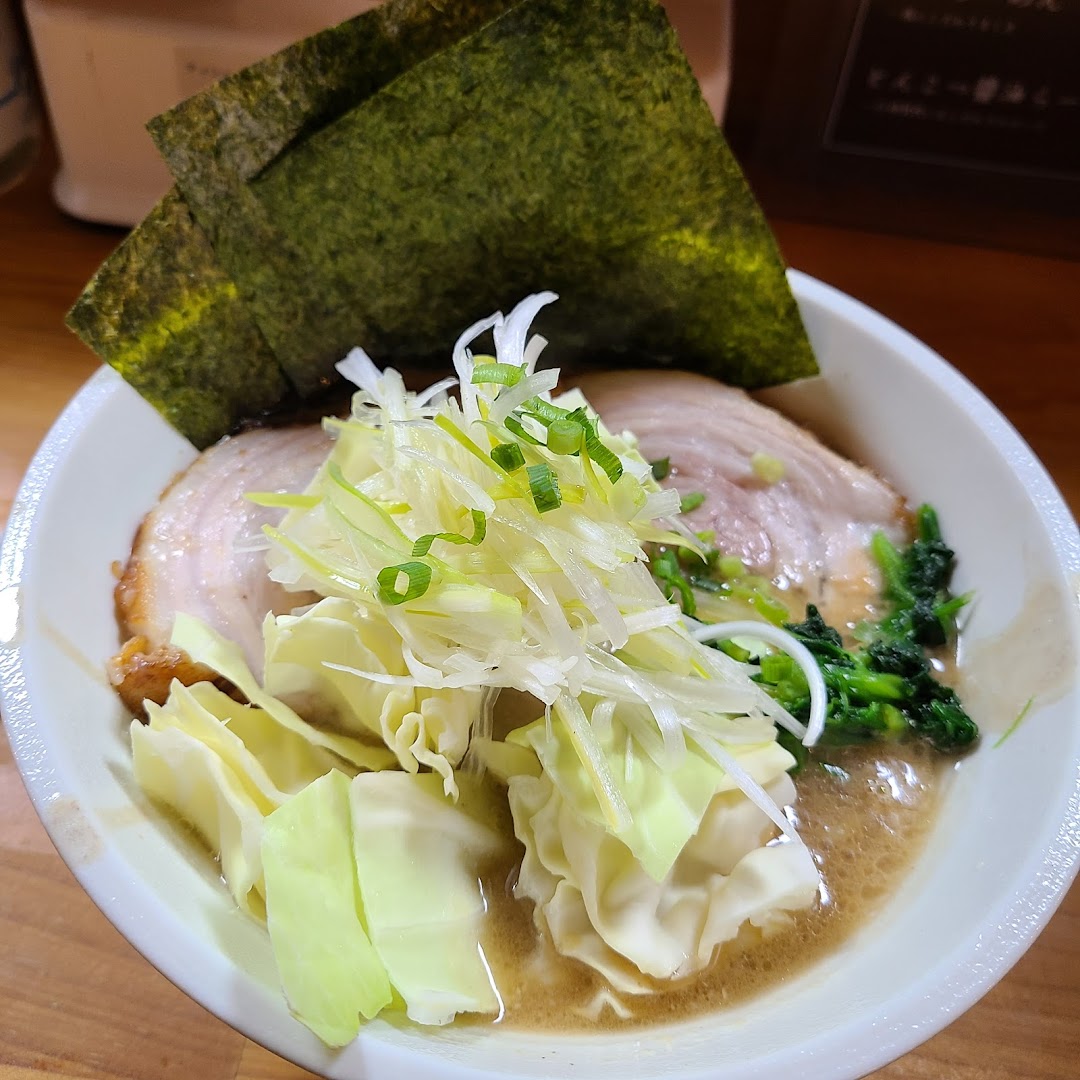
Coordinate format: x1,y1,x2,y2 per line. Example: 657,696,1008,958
112,371,905,710
111,425,330,712
575,370,907,627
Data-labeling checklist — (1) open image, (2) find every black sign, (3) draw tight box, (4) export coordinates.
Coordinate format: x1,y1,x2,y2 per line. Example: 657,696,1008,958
825,0,1080,179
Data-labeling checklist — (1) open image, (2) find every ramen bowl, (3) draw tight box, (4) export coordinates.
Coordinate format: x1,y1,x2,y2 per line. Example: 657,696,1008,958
2,272,1079,1079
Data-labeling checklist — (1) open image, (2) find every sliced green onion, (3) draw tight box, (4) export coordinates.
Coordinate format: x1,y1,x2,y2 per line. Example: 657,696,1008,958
651,548,695,616
714,638,752,664
526,463,562,513
650,457,671,481
520,397,569,426
566,407,623,484
728,580,790,625
576,439,609,504
547,418,584,455
471,362,524,387
503,414,543,445
679,492,705,514
490,442,526,471
750,451,785,485
377,561,433,605
717,555,746,579
411,510,488,557
586,438,623,484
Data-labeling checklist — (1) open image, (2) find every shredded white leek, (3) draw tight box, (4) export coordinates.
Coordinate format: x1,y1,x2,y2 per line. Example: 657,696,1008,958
336,346,383,395
492,290,558,373
688,620,827,747
684,726,803,845
488,368,560,425
413,375,459,408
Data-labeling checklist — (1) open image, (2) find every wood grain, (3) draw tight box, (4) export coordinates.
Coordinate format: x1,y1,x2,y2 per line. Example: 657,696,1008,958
0,155,1077,1080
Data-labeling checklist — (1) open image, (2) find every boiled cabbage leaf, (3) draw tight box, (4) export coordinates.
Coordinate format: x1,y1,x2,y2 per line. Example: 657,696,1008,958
510,769,818,991
350,771,505,1025
133,674,371,917
171,612,396,772
263,596,478,798
262,770,393,1046
149,679,350,800
508,700,792,882
132,718,269,916
496,703,817,988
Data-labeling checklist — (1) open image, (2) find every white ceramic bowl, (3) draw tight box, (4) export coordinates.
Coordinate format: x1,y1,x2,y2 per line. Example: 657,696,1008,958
2,272,1079,1079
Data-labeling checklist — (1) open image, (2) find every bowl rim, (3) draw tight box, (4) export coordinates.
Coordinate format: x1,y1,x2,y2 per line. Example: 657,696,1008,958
3,269,1080,1079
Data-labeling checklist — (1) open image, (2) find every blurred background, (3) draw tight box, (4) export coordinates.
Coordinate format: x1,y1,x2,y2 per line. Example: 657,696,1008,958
4,0,1078,254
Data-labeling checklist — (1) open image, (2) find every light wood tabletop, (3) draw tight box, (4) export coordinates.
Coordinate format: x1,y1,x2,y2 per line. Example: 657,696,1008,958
1,157,1078,1080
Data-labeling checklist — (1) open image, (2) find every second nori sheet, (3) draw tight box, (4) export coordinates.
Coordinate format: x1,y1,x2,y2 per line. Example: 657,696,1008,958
161,0,817,388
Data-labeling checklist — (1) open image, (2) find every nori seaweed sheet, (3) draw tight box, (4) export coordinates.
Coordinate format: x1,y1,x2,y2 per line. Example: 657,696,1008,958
69,0,817,448
159,0,816,388
148,0,522,395
65,192,287,450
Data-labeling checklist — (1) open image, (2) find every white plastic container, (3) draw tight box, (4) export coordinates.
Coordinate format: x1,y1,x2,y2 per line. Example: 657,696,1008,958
23,0,732,226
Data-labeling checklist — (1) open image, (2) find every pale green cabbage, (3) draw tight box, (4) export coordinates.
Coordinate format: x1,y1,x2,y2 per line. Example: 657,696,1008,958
510,766,818,991
133,717,270,916
489,699,817,990
350,772,507,1025
172,612,396,772
132,676,357,915
262,596,478,797
507,699,793,882
262,770,393,1046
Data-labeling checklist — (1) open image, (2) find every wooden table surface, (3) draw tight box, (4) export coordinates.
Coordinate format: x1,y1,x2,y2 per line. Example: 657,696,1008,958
1,158,1078,1080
